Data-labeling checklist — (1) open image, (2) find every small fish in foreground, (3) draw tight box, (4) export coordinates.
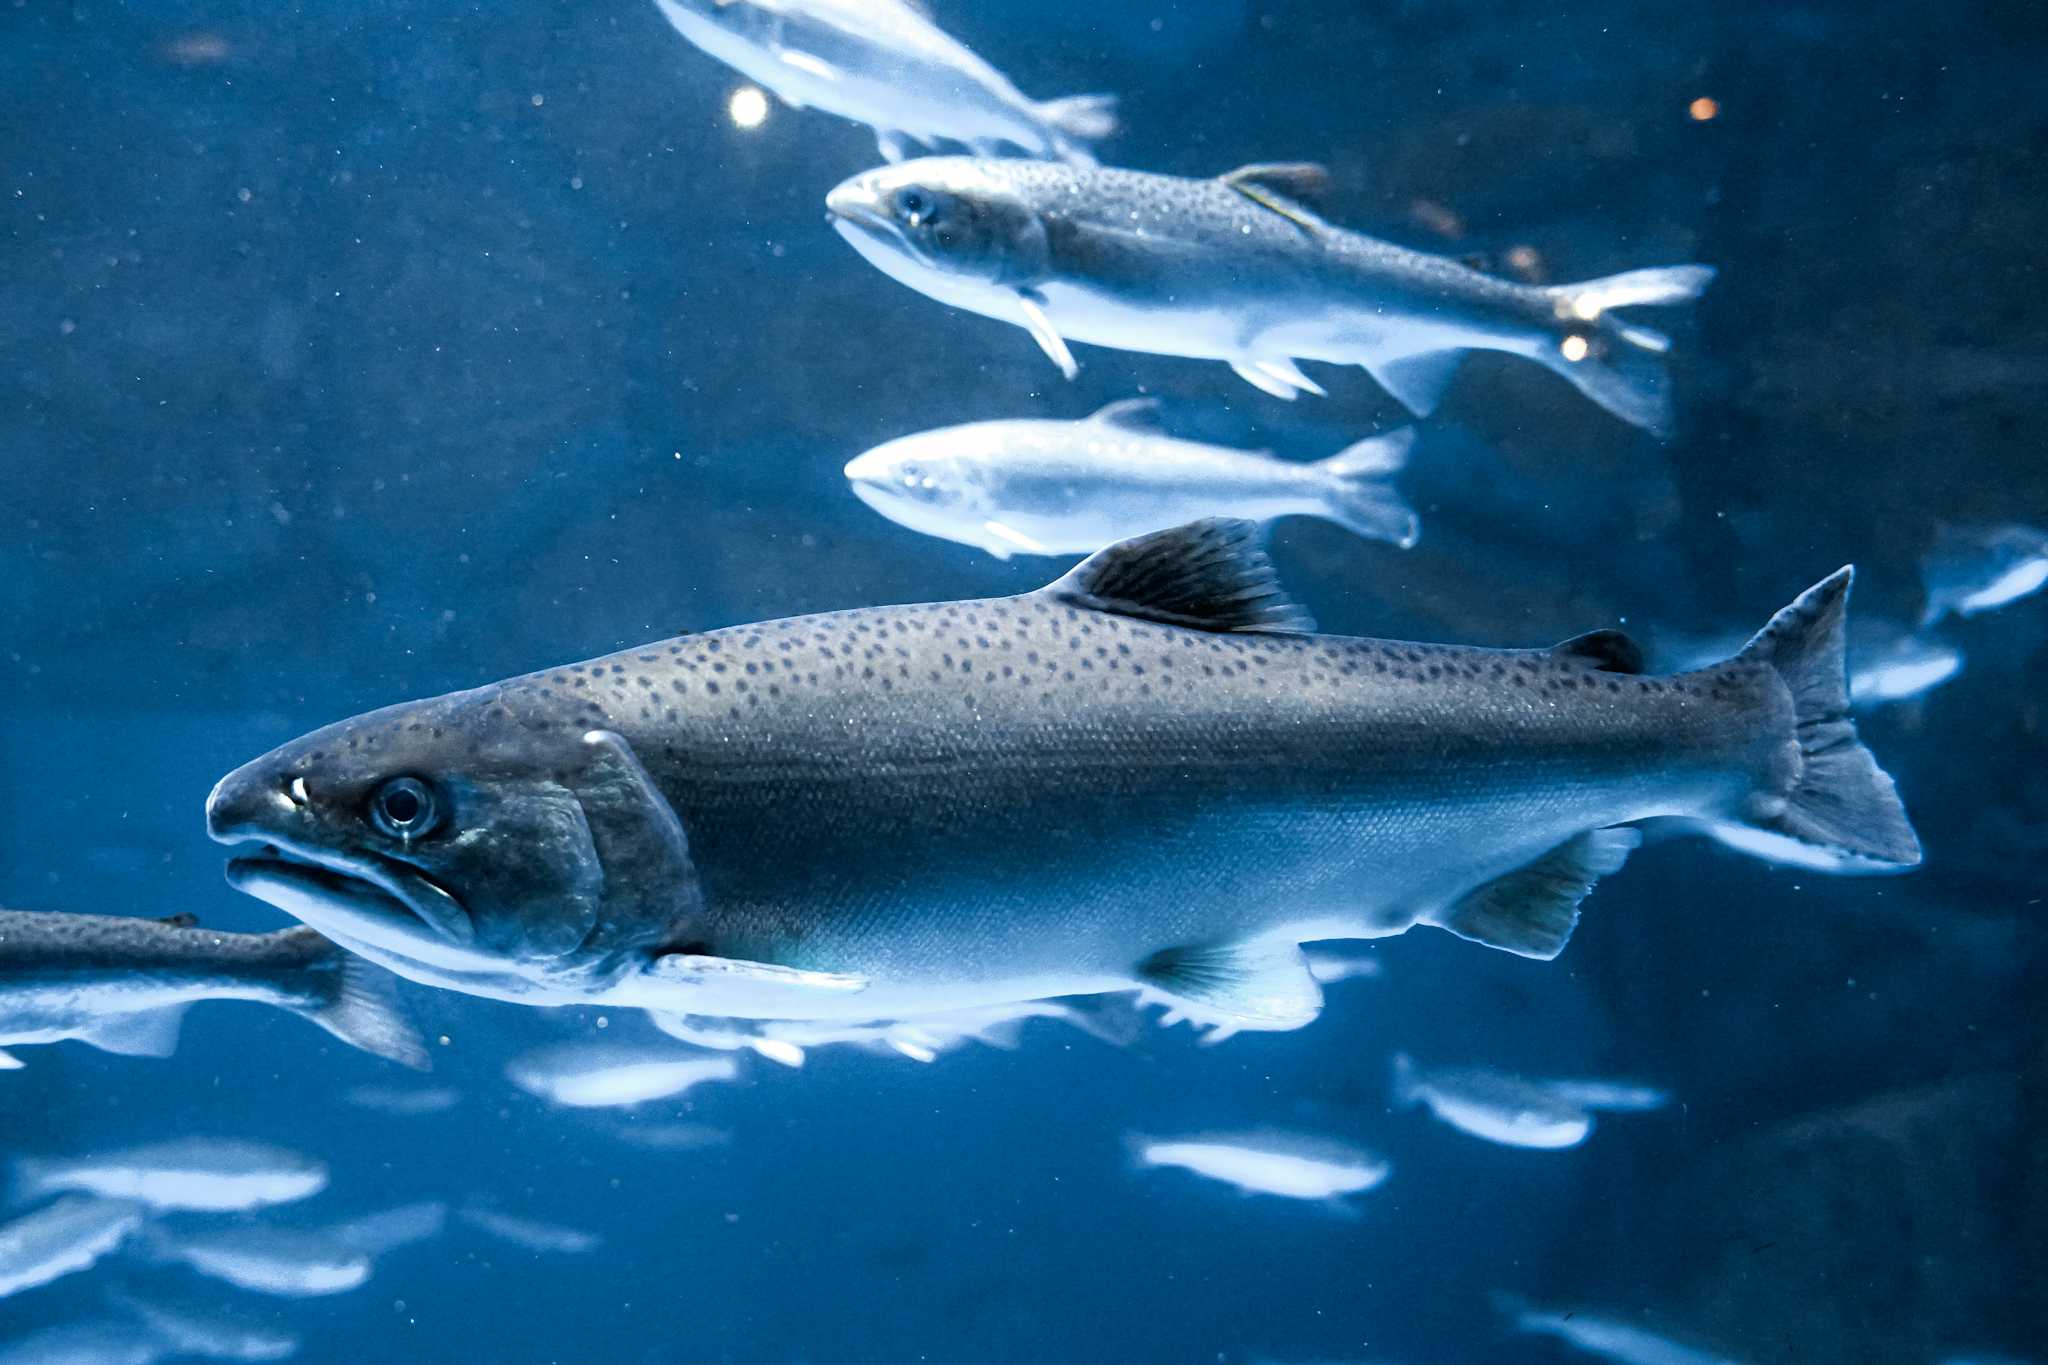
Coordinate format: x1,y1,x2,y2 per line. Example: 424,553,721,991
0,908,424,1068
650,0,1114,164
207,519,1918,1034
0,1320,168,1365
1131,1131,1390,1205
653,997,1132,1065
0,1195,148,1299
340,1084,461,1117
137,1223,369,1298
844,400,1417,558
1392,1054,1667,1150
458,1201,603,1255
505,1044,740,1109
107,1291,300,1363
1848,630,1963,707
12,1139,327,1214
1493,1293,1748,1365
827,158,1713,434
1920,522,2048,626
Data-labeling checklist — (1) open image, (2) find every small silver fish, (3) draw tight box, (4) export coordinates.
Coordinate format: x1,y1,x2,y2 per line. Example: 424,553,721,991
1131,1131,1390,1204
1392,1054,1666,1151
137,1223,369,1298
651,0,1114,164
0,1195,148,1300
826,158,1714,434
654,996,1130,1065
0,1320,168,1365
458,1201,602,1255
504,1044,739,1109
1920,522,2048,626
0,908,424,1069
844,398,1417,558
106,1291,300,1364
1493,1293,1747,1365
13,1139,327,1213
205,519,1917,1033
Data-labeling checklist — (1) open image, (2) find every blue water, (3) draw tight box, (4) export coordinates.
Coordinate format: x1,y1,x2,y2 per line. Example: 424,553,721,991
2,1,2041,1362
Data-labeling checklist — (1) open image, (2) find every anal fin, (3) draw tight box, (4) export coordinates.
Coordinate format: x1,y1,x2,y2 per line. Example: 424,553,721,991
1364,349,1464,415
1136,939,1323,1031
1431,828,1640,960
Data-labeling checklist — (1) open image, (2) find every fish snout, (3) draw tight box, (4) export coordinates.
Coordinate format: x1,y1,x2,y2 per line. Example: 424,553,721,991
205,762,300,845
824,177,886,232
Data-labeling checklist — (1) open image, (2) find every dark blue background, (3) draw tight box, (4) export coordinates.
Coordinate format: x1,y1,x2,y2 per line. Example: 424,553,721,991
2,1,2042,1361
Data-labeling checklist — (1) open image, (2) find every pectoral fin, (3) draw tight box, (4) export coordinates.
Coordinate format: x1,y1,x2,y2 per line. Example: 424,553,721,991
1015,289,1078,379
648,953,869,1011
1135,939,1323,1031
0,1048,22,1069
775,47,841,84
1364,350,1464,415
1431,828,1640,960
81,1006,189,1058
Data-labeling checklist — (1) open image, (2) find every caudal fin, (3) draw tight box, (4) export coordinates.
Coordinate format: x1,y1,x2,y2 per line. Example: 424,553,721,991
1315,428,1420,548
298,954,430,1070
1542,264,1716,437
1726,568,1922,867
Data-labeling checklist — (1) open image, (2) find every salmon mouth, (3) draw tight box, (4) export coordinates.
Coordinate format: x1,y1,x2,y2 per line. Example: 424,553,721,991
224,843,475,949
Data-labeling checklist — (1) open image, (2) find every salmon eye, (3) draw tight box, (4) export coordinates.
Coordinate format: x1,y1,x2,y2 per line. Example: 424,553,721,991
370,776,440,840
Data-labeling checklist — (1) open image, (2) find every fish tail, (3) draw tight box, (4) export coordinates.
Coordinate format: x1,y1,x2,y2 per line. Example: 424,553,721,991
1541,264,1716,437
1720,568,1923,867
295,951,431,1070
1314,428,1419,548
1036,93,1117,162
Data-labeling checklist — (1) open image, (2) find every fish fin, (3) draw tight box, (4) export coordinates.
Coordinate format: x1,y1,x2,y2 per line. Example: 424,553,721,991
1363,350,1463,416
1431,827,1642,960
1230,359,1303,400
748,1038,806,1068
154,912,200,928
1724,568,1922,865
1256,357,1326,396
875,129,911,163
1039,517,1315,634
1550,628,1646,674
1086,396,1164,430
1220,162,1332,208
649,953,869,995
1542,264,1715,436
1015,288,1078,379
1053,995,1145,1049
0,1048,20,1069
79,1005,188,1057
1316,428,1419,548
1036,93,1117,142
1135,939,1323,1031
299,954,430,1070
982,520,1051,555
774,47,841,83
1319,427,1413,478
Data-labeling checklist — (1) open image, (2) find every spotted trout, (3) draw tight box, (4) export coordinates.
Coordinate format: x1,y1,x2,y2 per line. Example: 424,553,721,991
205,520,1918,1032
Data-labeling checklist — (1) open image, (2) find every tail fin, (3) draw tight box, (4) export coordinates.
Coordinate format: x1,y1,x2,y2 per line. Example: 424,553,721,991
1037,93,1117,142
297,954,430,1070
1727,568,1922,866
1542,264,1716,437
1315,428,1420,548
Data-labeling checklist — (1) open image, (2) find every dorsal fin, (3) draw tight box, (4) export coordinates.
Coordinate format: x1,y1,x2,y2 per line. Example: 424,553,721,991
156,912,200,929
1219,162,1331,207
1550,628,1646,674
1219,163,1331,235
1039,519,1314,634
1086,396,1163,430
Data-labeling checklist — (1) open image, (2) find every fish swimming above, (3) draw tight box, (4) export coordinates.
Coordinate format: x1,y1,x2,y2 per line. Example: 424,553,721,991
0,908,424,1069
205,518,1920,1035
12,1139,327,1213
650,0,1115,164
844,399,1417,558
826,158,1714,434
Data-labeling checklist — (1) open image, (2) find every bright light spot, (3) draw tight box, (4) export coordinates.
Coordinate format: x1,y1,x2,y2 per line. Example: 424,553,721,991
1570,295,1602,321
1689,96,1719,122
1560,334,1591,362
728,86,769,130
